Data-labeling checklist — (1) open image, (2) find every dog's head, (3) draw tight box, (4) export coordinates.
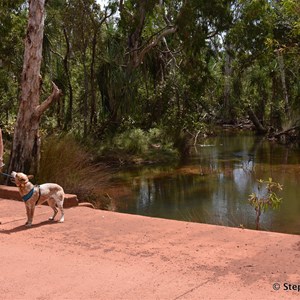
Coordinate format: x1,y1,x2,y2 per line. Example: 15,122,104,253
11,171,34,187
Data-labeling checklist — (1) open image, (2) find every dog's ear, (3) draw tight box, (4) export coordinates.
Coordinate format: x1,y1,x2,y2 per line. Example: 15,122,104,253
28,175,34,180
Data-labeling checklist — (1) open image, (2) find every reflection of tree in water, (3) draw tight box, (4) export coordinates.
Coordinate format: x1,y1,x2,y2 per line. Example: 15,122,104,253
116,134,300,234
135,174,212,217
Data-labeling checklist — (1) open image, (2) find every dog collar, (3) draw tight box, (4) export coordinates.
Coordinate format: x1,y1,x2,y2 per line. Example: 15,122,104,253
22,188,35,202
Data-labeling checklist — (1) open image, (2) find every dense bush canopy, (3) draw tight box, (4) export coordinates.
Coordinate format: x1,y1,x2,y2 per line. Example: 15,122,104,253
1,0,299,148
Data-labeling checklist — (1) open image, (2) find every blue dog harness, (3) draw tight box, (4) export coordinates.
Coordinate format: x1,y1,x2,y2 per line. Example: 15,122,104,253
22,188,34,202
22,185,41,205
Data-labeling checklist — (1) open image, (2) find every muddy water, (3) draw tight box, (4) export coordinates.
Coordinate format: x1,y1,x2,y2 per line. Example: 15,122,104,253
110,132,300,234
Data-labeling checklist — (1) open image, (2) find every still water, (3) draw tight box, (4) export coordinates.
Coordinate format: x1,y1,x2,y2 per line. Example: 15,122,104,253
112,132,300,235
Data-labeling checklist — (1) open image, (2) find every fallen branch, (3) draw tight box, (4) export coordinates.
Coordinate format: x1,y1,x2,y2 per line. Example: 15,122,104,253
273,125,300,137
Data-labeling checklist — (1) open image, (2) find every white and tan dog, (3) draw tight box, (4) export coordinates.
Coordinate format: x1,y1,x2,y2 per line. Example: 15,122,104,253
11,171,65,227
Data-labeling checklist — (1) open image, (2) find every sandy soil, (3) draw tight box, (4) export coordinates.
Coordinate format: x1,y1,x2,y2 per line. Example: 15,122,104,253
0,198,299,300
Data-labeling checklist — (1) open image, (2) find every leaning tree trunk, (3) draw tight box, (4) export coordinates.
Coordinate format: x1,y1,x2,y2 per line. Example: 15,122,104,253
8,0,61,175
247,107,267,134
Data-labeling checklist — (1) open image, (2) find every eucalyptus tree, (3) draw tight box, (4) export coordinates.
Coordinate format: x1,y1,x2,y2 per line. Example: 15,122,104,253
8,0,62,174
98,0,232,137
222,0,300,133
42,0,116,134
271,0,300,128
222,0,275,131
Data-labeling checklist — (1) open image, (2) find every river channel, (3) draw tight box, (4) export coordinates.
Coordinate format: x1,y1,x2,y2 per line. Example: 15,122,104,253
109,132,300,235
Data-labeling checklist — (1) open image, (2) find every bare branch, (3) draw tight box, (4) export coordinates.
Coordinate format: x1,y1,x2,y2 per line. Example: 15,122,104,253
138,26,177,62
131,25,178,68
126,25,171,55
162,37,180,69
35,81,62,118
274,124,300,137
207,31,219,39
49,48,64,60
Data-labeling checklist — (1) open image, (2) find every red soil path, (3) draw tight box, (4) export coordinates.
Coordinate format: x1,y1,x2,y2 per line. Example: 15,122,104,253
0,198,299,299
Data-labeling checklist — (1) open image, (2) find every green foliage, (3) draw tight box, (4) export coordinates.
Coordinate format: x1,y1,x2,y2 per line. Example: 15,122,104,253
112,128,148,155
99,127,177,162
249,178,283,212
2,0,300,157
282,0,300,36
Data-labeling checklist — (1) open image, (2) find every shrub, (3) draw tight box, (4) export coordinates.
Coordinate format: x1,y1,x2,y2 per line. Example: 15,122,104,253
248,178,283,230
99,127,178,161
113,128,149,155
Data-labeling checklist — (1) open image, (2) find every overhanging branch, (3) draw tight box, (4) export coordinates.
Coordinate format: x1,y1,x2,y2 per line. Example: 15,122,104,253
131,25,178,68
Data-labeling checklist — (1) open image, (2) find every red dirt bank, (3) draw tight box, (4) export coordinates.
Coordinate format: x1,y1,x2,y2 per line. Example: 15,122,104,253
0,198,299,300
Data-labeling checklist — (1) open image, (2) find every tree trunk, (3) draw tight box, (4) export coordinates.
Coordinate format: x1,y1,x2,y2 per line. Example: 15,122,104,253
90,29,98,131
277,50,290,118
83,53,89,136
255,208,261,230
270,72,282,130
127,0,147,69
223,47,233,122
63,28,73,130
8,0,61,174
247,107,267,134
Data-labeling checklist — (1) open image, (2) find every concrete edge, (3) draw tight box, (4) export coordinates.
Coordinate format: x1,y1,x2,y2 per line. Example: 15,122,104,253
0,185,78,208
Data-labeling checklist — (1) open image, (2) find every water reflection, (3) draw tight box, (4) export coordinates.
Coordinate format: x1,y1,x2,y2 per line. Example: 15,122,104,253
112,133,300,234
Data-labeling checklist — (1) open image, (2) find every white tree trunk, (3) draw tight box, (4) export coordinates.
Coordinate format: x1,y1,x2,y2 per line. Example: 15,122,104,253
8,0,61,174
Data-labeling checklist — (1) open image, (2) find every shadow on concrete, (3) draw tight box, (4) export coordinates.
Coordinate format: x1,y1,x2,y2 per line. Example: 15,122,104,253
0,220,59,235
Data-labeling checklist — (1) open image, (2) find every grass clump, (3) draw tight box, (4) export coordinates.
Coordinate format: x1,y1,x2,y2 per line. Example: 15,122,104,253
38,134,111,201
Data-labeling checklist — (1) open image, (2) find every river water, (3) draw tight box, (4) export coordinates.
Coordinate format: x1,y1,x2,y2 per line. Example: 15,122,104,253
111,132,300,235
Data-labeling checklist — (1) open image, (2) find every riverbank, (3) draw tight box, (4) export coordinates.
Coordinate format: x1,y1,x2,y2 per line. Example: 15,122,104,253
0,198,299,299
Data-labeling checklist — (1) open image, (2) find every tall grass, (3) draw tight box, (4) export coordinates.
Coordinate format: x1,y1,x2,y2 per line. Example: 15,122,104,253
38,135,112,201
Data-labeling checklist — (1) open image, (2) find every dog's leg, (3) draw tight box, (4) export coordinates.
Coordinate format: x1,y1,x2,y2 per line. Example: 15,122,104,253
50,207,58,221
57,198,64,223
25,204,35,227
25,204,31,226
58,205,64,223
47,199,58,221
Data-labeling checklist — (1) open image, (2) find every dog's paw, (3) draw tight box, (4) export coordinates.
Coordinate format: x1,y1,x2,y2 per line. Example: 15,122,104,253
49,217,55,221
25,223,32,227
